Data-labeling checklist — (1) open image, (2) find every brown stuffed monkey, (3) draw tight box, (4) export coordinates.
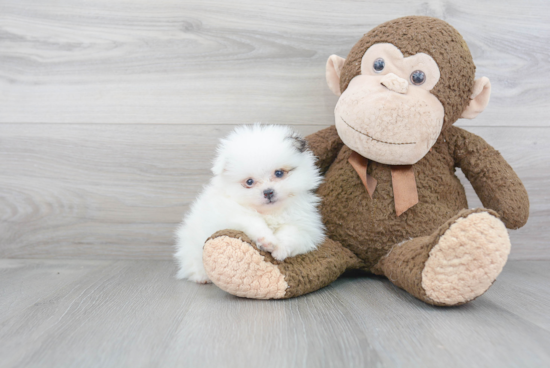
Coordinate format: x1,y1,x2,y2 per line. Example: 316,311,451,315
201,16,529,306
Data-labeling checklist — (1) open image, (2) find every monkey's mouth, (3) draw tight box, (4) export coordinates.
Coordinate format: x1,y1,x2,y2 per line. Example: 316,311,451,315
340,117,416,146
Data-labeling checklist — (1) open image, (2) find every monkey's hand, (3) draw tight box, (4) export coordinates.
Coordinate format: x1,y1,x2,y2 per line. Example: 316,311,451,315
448,126,529,229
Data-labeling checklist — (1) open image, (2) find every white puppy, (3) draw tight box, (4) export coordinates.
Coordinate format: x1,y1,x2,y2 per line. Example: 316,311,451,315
174,124,325,283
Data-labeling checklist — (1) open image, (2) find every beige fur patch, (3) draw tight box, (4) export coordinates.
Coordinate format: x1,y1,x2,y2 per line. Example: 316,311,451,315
422,212,511,305
203,236,288,299
334,75,444,165
380,73,409,94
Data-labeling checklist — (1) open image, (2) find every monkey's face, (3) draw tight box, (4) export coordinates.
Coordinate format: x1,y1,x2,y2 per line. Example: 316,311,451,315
327,17,490,165
334,43,444,165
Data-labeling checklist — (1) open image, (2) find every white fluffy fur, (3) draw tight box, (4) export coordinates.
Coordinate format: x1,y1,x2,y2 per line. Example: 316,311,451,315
174,124,325,283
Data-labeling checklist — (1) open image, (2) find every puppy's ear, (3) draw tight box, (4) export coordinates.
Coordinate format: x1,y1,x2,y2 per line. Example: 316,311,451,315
211,153,225,176
286,133,308,153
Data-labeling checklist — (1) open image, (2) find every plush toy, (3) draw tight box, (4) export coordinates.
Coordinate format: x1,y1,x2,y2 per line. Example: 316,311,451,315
201,16,529,306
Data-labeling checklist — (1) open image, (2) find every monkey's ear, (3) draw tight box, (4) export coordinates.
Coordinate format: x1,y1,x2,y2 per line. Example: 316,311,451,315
461,77,491,119
326,55,346,96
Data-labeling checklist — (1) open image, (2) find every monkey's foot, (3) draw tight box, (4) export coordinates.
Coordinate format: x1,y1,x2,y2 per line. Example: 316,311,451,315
375,209,511,306
421,210,510,305
203,230,288,299
203,230,364,299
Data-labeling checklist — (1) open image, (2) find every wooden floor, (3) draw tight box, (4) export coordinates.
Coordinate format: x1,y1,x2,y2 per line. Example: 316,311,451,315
1,259,549,368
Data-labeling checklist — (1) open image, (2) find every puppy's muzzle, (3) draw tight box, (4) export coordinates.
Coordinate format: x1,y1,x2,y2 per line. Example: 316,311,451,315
263,189,275,201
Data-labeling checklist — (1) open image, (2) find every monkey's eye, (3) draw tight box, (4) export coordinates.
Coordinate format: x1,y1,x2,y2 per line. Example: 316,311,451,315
410,70,426,85
245,178,254,187
373,58,385,73
274,170,284,178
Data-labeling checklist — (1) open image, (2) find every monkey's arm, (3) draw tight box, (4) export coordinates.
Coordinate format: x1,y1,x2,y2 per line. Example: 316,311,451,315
305,125,344,174
446,126,529,229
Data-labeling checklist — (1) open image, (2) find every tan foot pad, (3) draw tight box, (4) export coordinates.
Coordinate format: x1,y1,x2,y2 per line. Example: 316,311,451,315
203,236,288,299
422,212,511,305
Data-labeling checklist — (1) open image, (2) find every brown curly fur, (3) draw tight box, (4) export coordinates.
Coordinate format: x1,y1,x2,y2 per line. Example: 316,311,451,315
313,125,529,272
371,208,500,307
204,16,530,305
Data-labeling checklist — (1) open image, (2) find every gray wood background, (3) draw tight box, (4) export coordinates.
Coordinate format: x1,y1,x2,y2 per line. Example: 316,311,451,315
1,0,549,260
1,259,549,367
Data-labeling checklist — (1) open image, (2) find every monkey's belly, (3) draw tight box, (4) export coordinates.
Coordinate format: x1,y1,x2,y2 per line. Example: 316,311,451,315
317,146,468,270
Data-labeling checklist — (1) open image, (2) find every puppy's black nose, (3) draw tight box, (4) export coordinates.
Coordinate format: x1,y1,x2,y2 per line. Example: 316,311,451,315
263,189,274,200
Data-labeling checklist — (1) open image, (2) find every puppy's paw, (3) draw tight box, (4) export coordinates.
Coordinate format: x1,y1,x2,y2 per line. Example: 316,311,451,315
271,246,290,262
186,271,212,284
256,234,277,253
273,225,317,261
195,278,212,284
274,228,299,260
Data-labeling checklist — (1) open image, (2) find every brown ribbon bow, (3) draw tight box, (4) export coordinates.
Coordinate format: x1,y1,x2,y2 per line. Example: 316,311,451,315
348,151,418,216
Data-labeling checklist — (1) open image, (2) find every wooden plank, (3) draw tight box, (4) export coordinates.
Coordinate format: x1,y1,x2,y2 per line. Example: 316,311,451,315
456,127,550,260
0,124,322,259
489,261,550,331
329,261,550,368
0,259,113,321
0,259,548,367
0,259,200,367
0,0,548,126
0,124,547,260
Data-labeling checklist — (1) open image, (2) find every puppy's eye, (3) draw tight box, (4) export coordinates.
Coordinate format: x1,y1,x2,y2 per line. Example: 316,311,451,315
274,170,284,178
373,58,385,73
410,70,426,85
245,178,254,186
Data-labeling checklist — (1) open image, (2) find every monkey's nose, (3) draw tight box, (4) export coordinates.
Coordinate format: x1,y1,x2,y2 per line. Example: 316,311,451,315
380,73,408,94
263,189,274,200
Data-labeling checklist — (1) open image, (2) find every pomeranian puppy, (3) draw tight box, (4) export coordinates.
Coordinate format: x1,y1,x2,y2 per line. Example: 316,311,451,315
174,124,325,283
